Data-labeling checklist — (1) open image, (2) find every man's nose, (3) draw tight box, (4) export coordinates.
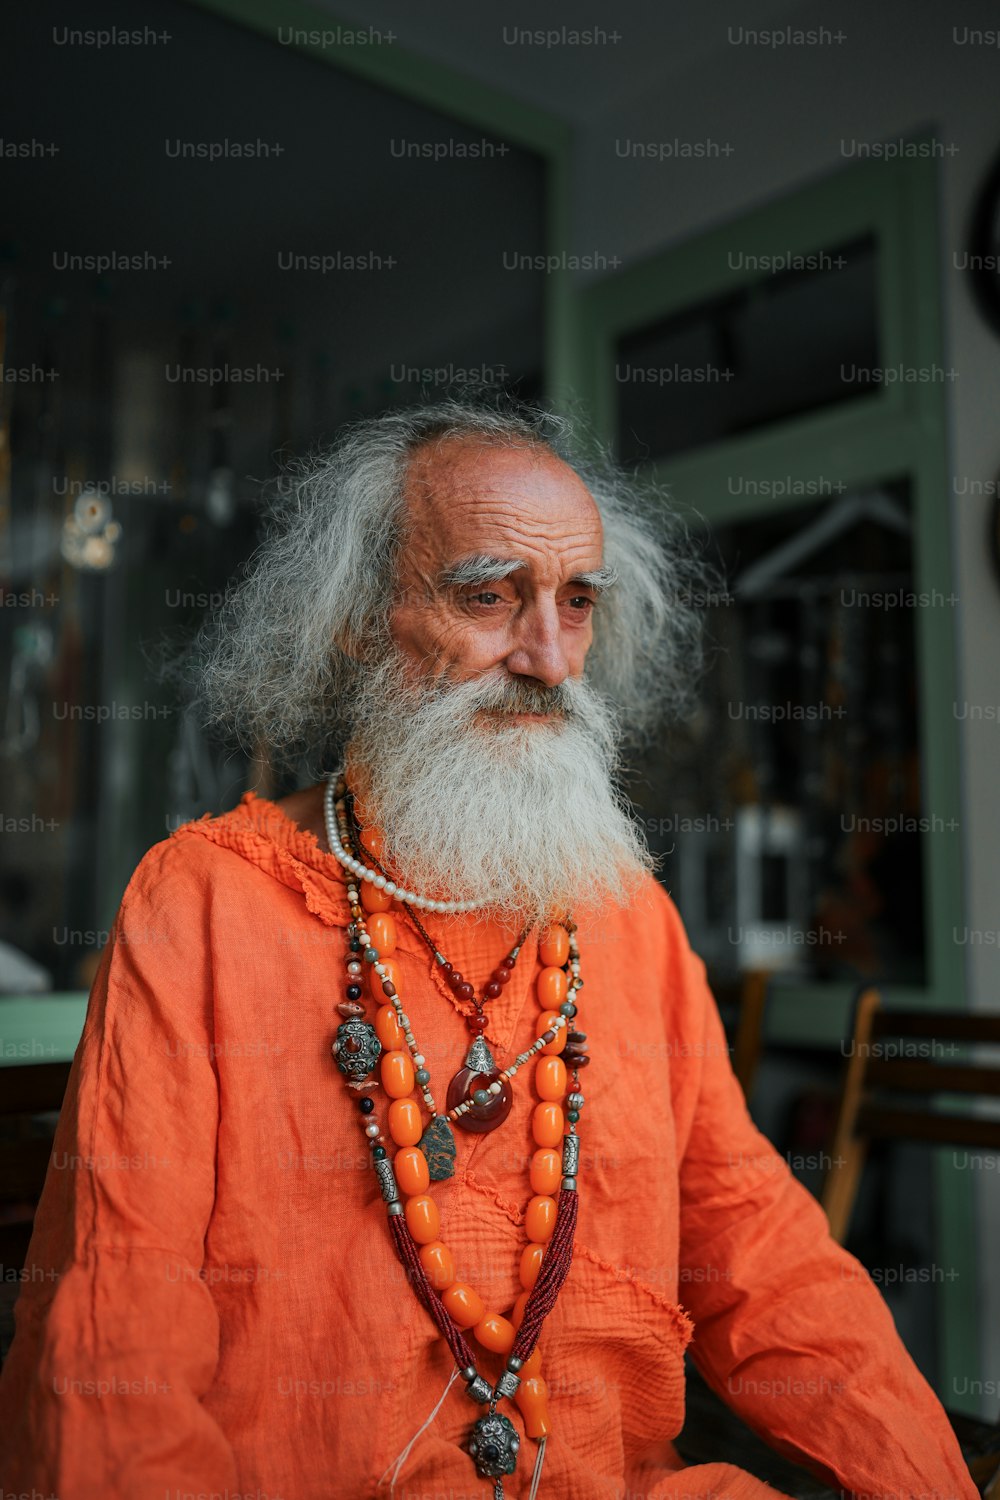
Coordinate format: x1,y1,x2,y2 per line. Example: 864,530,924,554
502,603,570,688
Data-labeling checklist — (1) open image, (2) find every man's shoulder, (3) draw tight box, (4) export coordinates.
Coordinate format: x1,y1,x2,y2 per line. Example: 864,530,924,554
119,801,269,914
578,873,700,972
617,872,692,944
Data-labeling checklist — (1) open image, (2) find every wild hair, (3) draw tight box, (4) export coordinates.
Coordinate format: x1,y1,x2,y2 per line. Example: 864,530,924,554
172,393,714,776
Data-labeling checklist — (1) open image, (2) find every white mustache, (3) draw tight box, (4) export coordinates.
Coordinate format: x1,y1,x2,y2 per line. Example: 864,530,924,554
411,672,574,723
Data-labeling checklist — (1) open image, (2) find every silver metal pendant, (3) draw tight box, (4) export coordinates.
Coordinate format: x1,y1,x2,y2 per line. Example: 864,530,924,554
468,1412,519,1479
465,1034,497,1073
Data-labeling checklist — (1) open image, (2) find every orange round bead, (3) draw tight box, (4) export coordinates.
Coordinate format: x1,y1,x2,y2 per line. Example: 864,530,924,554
380,1049,414,1099
374,1004,403,1051
539,924,570,967
519,1241,546,1290
536,966,568,1008
418,1240,455,1291
394,1146,429,1195
515,1375,552,1438
404,1194,440,1245
388,1098,422,1147
531,1101,564,1148
535,1056,567,1102
361,826,386,862
369,957,400,1001
529,1148,561,1195
360,880,393,913
511,1290,530,1328
441,1281,485,1329
474,1312,516,1354
525,1194,557,1243
535,1011,566,1056
366,911,397,957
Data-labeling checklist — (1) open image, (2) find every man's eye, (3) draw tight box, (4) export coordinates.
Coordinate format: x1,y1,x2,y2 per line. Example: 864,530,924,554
567,596,595,611
469,591,503,606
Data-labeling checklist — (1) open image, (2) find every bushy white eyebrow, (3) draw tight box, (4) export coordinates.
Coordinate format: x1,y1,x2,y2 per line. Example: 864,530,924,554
573,565,619,592
438,554,619,593
438,554,525,588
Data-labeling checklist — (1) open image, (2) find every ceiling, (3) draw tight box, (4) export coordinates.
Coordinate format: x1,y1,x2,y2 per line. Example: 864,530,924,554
304,0,814,125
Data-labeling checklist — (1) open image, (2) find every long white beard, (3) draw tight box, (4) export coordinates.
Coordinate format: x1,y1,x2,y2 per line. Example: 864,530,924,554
344,656,654,925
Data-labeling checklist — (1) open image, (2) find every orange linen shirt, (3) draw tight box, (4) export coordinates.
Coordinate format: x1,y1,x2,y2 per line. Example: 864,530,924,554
0,792,978,1500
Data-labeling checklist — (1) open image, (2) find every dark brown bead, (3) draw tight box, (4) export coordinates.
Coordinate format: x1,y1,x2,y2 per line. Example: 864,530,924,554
382,981,396,997
457,982,475,1002
496,963,513,983
541,1029,556,1043
337,1000,366,1019
567,1031,587,1046
447,1067,513,1134
564,1052,590,1068
449,971,464,990
484,981,502,999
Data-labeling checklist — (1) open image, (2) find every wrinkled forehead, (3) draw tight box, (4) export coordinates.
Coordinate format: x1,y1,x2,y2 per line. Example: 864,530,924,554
399,436,603,559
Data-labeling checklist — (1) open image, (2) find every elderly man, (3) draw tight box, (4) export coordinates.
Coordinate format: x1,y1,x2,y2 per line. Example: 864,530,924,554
0,400,976,1500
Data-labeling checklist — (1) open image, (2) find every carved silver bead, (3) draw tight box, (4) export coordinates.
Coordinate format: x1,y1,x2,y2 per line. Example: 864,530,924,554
372,1158,399,1203
332,1020,382,1081
562,1134,581,1176
495,1369,521,1399
464,1374,493,1404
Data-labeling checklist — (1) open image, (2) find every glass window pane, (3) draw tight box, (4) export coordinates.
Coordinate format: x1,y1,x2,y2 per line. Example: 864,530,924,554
616,235,880,464
633,479,929,985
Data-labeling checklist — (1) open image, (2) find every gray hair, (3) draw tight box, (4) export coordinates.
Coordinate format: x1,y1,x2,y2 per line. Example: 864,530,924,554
174,394,714,775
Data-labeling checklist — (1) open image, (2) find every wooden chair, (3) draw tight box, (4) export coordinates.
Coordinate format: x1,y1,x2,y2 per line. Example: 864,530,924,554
708,968,771,1103
821,990,1000,1495
821,988,1000,1243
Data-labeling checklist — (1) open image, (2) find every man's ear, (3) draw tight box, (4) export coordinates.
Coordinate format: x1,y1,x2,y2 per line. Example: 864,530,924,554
332,626,362,664
332,619,389,666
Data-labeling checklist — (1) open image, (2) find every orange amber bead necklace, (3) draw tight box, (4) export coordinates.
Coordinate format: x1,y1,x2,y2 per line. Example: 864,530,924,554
326,773,587,1495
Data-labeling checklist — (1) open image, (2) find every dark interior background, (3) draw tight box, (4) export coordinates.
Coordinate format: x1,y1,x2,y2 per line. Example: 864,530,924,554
1,0,546,992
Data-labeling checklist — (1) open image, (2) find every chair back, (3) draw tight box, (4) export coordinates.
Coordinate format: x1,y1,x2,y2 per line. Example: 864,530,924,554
821,990,1000,1242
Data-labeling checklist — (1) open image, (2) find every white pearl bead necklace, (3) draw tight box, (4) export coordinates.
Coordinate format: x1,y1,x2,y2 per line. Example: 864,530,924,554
323,774,485,914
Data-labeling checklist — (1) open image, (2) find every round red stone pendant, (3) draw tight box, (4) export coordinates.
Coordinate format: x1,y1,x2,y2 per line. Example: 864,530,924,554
446,1066,513,1133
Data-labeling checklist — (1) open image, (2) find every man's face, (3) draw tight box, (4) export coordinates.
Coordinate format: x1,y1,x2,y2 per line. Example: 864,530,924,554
387,438,607,720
